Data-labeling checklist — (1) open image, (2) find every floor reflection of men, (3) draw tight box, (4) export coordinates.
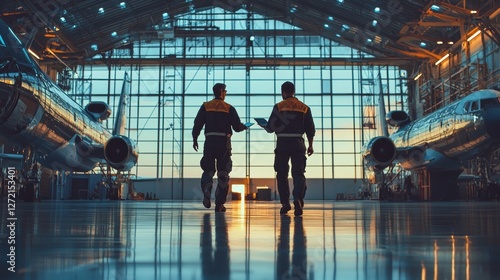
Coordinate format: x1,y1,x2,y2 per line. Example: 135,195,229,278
277,216,308,280
201,213,230,280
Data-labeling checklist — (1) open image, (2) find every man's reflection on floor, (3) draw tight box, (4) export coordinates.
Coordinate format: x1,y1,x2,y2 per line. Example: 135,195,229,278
277,216,308,280
201,213,230,280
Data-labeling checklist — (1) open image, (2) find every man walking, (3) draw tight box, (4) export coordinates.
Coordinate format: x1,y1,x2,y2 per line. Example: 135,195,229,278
193,83,248,212
260,81,315,216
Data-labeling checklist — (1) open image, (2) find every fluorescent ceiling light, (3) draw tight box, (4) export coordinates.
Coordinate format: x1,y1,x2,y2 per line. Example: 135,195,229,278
467,30,481,41
28,49,40,60
435,53,450,65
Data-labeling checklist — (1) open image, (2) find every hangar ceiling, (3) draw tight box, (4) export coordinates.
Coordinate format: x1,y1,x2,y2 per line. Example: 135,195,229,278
0,0,498,66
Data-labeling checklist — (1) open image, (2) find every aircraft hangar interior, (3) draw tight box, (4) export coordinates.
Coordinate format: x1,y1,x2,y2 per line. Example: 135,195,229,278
0,0,500,279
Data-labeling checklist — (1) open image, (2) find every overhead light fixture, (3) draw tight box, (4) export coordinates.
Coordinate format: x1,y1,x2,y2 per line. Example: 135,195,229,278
467,30,481,41
414,73,422,81
28,49,40,60
98,7,104,14
435,53,450,65
420,42,427,47
374,7,381,13
436,41,443,45
448,41,454,45
470,10,478,14
431,5,440,11
246,35,254,47
111,31,118,37
120,2,126,9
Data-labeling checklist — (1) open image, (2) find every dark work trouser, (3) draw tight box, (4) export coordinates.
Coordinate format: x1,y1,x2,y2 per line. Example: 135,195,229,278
200,136,232,206
274,138,307,206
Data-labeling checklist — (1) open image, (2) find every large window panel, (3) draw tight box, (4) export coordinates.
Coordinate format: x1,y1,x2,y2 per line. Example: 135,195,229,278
322,167,333,178
250,167,275,178
333,154,357,166
334,141,358,153
333,129,358,141
185,81,210,95
307,166,323,178
70,11,407,181
249,153,275,166
249,80,277,94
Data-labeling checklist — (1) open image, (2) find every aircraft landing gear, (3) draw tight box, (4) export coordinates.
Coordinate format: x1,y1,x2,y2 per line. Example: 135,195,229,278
21,181,39,202
19,146,41,202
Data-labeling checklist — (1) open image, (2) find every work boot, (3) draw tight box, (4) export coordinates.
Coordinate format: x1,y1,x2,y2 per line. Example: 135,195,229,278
293,199,303,216
203,188,211,208
280,203,291,214
214,204,226,212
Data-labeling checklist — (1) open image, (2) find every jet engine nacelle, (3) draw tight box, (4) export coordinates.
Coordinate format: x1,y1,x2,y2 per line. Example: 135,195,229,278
104,135,139,171
363,136,396,170
396,148,425,169
85,101,112,122
386,110,411,127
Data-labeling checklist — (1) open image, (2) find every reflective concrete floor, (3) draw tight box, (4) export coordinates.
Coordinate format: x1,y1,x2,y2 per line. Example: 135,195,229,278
1,200,500,280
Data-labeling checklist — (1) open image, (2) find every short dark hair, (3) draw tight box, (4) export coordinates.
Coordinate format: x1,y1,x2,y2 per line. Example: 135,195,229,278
213,83,226,97
281,81,295,96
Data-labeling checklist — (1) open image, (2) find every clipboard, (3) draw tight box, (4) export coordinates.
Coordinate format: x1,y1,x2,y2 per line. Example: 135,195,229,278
254,118,268,126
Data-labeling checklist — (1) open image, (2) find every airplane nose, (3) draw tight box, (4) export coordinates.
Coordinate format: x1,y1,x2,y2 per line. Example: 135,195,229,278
483,106,500,139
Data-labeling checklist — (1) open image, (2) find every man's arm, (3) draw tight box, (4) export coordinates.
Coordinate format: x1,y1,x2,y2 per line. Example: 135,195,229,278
304,107,316,156
307,136,314,156
261,105,278,133
192,105,206,151
230,106,248,132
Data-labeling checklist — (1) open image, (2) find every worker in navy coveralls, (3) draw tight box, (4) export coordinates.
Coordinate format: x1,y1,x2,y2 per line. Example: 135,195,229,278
192,83,248,212
260,81,315,216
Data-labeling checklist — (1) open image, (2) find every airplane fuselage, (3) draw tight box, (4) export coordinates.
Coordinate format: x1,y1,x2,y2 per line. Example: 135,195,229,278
0,18,137,173
0,74,112,171
375,89,500,172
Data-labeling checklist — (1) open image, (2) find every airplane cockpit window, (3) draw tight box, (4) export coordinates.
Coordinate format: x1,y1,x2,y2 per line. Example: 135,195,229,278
480,98,500,109
470,100,479,111
463,101,471,113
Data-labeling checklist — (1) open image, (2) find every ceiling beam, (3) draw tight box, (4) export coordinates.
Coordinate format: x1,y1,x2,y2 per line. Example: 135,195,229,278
39,56,416,68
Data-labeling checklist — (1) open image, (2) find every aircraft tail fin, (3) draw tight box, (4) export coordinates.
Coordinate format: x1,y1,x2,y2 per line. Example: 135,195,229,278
376,72,389,137
113,72,131,136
